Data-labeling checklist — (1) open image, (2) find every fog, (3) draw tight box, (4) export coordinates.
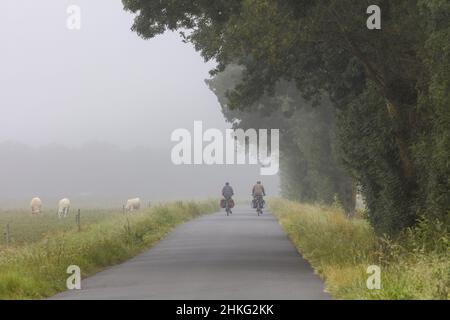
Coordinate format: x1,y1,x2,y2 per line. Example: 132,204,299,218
0,1,279,207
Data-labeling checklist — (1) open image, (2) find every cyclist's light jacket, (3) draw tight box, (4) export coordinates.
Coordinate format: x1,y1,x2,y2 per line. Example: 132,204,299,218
252,184,265,196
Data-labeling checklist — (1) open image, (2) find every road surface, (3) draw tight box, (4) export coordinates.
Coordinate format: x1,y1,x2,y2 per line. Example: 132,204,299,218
53,205,330,299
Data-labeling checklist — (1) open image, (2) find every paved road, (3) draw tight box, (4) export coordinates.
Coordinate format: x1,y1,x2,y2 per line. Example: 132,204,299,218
53,206,330,299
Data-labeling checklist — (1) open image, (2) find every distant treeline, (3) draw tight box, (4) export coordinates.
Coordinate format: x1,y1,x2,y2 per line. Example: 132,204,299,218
0,141,277,208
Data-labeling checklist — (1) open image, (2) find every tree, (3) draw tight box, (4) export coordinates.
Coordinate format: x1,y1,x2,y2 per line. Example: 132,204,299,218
206,65,355,212
122,0,450,235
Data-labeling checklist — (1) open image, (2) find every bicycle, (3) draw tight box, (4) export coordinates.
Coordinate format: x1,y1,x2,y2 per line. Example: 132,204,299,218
253,195,264,216
224,198,232,216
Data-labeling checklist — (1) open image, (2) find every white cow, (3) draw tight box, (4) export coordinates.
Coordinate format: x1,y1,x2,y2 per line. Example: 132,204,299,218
58,198,71,218
125,198,141,212
30,197,42,215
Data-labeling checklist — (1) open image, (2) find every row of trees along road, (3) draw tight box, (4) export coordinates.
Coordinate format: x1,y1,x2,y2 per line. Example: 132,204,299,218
122,0,450,236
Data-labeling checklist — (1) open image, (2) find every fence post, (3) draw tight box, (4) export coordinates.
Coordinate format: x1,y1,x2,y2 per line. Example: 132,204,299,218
76,209,81,232
148,201,151,208
123,204,126,215
4,223,10,246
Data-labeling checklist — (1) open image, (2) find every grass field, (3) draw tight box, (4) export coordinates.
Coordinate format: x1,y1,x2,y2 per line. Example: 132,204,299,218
0,209,122,246
270,198,450,300
0,200,217,299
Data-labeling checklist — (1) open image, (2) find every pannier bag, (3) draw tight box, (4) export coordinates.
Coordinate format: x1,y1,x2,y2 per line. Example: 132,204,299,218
252,199,265,208
220,198,235,209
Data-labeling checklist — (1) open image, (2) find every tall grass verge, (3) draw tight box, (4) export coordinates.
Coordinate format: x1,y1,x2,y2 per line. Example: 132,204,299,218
0,200,217,299
270,198,449,299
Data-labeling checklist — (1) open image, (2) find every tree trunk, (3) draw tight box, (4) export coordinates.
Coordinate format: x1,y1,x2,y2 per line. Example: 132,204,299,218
386,100,415,179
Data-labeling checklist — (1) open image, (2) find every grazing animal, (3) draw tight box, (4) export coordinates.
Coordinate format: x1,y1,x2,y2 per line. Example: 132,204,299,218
30,197,42,215
58,198,71,218
125,198,141,212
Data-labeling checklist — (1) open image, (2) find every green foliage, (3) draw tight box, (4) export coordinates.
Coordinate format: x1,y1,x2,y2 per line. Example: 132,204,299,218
206,65,354,211
413,0,450,222
0,200,217,299
337,84,418,234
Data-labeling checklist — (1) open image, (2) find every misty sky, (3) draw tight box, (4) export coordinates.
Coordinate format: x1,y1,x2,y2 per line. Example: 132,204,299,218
1,0,228,148
0,1,280,205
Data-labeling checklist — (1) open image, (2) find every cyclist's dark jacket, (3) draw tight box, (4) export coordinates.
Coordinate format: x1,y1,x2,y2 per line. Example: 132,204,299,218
222,185,234,198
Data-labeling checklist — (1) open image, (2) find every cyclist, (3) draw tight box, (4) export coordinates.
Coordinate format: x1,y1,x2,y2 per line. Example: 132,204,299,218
252,181,266,213
222,182,234,214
